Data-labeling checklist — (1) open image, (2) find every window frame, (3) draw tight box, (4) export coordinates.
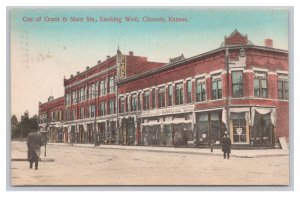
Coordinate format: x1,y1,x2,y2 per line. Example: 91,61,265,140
232,71,244,98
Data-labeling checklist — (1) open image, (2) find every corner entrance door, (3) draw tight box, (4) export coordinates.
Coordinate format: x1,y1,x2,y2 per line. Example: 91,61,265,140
251,112,273,147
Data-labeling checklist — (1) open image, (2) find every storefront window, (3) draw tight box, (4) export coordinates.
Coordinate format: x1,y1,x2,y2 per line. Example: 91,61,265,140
210,112,221,144
196,113,209,144
232,71,243,97
231,112,246,143
251,112,273,146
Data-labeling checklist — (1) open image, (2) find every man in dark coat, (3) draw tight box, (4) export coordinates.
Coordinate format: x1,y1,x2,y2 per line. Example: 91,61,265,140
27,130,43,170
221,131,231,159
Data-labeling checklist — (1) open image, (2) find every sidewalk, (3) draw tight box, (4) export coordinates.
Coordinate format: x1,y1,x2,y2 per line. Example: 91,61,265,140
46,142,289,158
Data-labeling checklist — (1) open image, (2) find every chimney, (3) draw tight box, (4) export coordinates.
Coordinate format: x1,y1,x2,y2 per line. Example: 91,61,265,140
264,39,273,47
106,55,110,59
70,74,73,78
129,51,134,56
77,71,80,75
97,60,101,64
86,66,89,70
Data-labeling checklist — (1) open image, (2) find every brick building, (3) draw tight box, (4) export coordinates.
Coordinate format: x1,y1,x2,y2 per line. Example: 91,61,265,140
117,30,289,148
38,29,289,148
38,96,65,142
61,50,164,145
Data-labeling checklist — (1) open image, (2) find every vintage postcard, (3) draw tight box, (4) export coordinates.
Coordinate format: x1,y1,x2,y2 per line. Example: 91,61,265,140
10,7,290,187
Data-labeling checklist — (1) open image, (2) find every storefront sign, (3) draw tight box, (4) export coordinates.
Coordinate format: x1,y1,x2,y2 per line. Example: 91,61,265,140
279,137,288,149
119,55,126,79
236,128,242,135
142,105,194,117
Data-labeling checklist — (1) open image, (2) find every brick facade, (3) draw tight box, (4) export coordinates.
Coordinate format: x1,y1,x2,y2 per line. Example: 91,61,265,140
39,30,289,148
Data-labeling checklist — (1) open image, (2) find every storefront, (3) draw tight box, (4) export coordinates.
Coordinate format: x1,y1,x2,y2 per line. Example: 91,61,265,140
221,107,276,147
97,121,106,143
195,109,225,146
140,112,193,147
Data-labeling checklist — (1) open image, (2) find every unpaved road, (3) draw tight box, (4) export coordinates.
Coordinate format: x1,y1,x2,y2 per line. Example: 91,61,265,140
10,141,289,186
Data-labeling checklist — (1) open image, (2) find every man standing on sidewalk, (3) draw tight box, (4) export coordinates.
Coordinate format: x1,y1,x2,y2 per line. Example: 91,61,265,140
221,131,231,159
27,130,43,170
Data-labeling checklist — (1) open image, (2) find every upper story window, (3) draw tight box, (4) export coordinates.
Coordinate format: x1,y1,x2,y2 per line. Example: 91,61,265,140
99,102,106,116
152,89,156,109
79,88,85,102
186,80,192,103
131,94,137,112
88,83,97,100
254,71,268,98
72,109,76,120
89,104,95,118
196,77,206,102
232,71,244,98
175,82,184,105
158,87,165,108
109,76,115,93
109,99,115,115
66,93,71,106
119,97,125,113
278,73,289,100
138,92,141,110
72,91,77,104
211,73,222,100
168,84,173,106
80,107,85,119
100,79,107,96
143,91,150,110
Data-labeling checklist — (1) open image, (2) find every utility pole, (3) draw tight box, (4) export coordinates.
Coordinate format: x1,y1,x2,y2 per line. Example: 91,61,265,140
225,48,230,133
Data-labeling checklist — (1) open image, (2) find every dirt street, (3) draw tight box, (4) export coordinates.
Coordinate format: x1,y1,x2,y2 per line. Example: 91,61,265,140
10,141,289,186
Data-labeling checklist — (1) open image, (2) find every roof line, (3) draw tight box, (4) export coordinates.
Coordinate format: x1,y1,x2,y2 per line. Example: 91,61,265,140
117,45,288,85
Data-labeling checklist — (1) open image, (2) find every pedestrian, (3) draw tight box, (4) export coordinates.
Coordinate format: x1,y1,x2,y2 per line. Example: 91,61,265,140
174,133,179,148
27,130,43,170
221,131,231,159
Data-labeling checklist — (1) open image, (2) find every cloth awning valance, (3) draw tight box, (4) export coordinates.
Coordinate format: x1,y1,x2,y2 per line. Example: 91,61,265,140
251,107,276,126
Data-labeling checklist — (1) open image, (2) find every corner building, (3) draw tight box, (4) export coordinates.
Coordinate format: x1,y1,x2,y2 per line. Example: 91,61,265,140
117,30,289,148
38,96,65,142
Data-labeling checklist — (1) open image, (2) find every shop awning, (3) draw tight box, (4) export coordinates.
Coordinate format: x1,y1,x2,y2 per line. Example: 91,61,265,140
251,107,276,126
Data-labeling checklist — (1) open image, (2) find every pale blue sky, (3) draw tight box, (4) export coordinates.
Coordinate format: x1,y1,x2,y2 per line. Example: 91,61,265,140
10,8,289,119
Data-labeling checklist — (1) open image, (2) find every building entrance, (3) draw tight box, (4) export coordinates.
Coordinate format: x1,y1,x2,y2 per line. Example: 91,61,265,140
251,112,274,147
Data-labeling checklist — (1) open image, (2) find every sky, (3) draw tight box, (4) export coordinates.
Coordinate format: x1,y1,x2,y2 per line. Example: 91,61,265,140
10,8,289,120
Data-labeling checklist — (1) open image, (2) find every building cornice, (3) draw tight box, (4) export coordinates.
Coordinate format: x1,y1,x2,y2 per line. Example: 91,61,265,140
117,45,288,85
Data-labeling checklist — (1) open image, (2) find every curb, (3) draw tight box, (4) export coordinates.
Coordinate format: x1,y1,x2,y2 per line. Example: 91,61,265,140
46,143,288,158
11,158,55,162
